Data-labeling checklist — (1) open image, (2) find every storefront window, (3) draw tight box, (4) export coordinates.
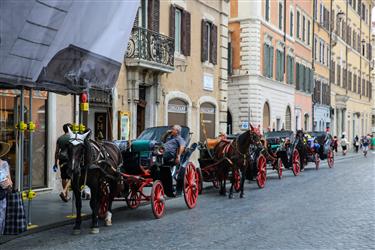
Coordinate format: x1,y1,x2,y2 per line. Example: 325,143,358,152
200,103,216,141
0,90,48,189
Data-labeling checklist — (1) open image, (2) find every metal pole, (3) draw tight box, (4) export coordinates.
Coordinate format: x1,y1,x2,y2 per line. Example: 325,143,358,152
27,89,33,226
19,88,25,191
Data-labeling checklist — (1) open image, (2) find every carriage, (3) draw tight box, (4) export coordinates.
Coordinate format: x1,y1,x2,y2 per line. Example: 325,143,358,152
264,130,302,177
108,126,199,219
304,131,335,169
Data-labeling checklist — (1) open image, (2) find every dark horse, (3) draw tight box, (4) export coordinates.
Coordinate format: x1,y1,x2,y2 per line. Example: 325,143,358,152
66,128,122,234
213,126,262,198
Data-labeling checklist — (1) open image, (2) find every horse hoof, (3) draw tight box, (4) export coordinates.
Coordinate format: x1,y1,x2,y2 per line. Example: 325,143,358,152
72,229,81,235
90,227,100,234
105,220,112,227
240,194,245,198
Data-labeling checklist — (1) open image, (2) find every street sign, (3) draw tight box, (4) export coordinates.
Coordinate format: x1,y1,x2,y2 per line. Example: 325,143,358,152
241,121,249,130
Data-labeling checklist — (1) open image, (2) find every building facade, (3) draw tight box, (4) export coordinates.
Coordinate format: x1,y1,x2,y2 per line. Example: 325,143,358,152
371,21,375,135
228,0,296,134
312,0,331,132
330,0,373,141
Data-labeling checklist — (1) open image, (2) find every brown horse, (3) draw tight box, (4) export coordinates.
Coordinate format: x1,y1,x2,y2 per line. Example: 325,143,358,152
213,126,262,198
66,128,122,234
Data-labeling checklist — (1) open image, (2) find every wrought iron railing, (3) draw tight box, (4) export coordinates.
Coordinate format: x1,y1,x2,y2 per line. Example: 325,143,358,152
126,27,175,67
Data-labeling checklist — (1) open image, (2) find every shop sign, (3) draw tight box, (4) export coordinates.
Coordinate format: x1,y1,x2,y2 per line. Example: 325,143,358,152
168,104,187,113
200,107,215,114
89,89,112,105
118,111,130,140
94,113,107,140
203,74,214,91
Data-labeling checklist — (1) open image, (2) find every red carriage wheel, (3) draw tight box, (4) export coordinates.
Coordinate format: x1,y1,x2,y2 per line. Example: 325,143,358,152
183,163,199,209
195,167,203,195
292,149,301,176
315,153,320,170
277,158,283,179
256,155,267,188
151,180,165,219
327,149,334,168
126,187,141,209
233,169,241,192
98,182,109,219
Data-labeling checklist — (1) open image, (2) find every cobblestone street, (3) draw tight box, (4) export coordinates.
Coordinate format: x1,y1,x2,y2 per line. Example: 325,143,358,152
2,152,374,250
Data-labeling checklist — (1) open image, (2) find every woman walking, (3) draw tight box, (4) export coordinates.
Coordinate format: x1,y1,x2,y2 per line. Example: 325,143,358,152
0,141,12,234
340,134,349,156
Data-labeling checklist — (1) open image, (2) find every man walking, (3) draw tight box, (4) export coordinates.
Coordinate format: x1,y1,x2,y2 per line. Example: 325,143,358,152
54,123,72,202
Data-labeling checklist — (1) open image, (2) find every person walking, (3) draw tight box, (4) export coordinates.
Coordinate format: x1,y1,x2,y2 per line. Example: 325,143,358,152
353,135,360,153
361,135,370,157
0,141,12,234
340,134,349,156
332,136,338,153
54,123,72,202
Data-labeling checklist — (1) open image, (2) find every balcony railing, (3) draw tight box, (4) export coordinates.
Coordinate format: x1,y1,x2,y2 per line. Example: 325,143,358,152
126,27,175,71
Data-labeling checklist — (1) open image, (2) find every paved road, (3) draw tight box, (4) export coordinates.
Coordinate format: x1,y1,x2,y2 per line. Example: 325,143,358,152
3,152,375,250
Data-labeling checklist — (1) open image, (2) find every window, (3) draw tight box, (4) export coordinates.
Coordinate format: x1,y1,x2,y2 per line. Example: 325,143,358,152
175,9,182,53
307,20,311,45
263,43,274,78
302,16,306,41
287,55,294,84
313,0,317,20
322,43,325,65
320,4,323,24
319,41,322,63
201,20,217,64
265,0,270,21
314,38,318,61
276,49,284,81
337,64,341,86
279,2,283,30
290,11,293,37
297,11,300,38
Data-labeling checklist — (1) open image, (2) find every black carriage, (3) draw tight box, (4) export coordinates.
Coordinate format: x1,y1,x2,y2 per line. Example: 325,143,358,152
265,130,301,177
304,131,335,169
112,126,199,219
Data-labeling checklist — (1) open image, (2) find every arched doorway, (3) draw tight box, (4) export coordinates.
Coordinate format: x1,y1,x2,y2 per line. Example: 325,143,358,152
199,102,216,141
285,106,291,130
263,102,270,132
167,99,187,126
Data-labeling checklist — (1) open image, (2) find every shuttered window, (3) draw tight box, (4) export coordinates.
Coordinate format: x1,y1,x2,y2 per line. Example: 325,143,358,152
278,2,283,30
263,44,274,78
265,0,270,21
353,74,357,92
297,11,300,38
201,20,217,64
170,5,191,56
290,12,293,37
276,50,284,81
286,55,294,84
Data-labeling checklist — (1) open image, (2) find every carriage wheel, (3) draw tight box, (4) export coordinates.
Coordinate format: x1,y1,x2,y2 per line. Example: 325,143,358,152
151,180,165,219
292,149,301,176
327,149,334,168
196,167,203,195
277,158,283,179
256,155,267,188
125,187,141,209
183,163,199,209
98,182,109,219
233,169,241,192
315,153,321,170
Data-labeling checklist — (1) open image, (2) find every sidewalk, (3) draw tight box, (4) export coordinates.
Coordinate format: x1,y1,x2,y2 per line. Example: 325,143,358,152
0,149,370,244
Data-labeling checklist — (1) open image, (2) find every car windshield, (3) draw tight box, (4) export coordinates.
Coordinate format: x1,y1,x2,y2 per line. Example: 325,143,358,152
265,131,294,139
137,126,190,142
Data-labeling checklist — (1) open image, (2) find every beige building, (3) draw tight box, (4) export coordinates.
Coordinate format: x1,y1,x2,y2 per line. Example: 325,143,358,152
330,0,373,140
372,22,375,134
116,0,229,143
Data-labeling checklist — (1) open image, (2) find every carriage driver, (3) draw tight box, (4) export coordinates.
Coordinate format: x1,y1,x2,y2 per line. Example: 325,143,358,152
160,125,186,197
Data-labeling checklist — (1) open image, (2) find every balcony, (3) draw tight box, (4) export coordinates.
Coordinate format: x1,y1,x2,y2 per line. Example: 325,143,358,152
125,27,175,73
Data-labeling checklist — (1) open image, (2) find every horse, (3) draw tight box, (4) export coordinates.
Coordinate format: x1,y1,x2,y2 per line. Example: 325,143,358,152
66,127,122,234
213,125,262,198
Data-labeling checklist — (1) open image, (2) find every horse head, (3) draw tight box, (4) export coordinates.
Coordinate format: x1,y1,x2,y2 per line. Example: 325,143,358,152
66,127,92,177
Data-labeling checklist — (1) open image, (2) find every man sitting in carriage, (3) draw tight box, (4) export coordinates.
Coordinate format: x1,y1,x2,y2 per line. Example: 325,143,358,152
160,125,186,197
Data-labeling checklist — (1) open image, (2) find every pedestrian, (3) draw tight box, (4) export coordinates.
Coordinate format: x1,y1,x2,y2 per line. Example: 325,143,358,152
353,135,359,153
54,123,72,202
371,135,375,150
340,134,349,155
0,141,12,234
332,136,338,153
361,135,370,157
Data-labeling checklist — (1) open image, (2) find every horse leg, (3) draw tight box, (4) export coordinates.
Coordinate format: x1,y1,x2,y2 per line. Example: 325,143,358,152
240,168,246,198
72,177,82,235
105,181,116,227
89,181,100,234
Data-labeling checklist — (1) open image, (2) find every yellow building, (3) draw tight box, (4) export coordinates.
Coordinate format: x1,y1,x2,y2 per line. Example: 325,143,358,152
330,0,373,141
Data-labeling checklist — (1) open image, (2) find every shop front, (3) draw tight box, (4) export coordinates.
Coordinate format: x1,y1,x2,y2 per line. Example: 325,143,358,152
0,89,48,189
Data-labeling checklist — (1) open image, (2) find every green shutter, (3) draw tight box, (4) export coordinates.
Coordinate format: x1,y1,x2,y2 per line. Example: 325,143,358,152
296,63,299,89
286,56,290,83
292,58,295,84
281,51,284,82
276,51,280,80
263,44,268,76
270,46,274,78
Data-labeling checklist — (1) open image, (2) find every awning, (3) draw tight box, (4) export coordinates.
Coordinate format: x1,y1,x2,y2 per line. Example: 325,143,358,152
0,0,139,94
